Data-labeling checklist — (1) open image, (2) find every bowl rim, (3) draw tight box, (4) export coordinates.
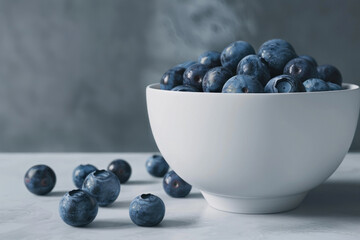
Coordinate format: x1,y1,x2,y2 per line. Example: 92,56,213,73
147,83,359,96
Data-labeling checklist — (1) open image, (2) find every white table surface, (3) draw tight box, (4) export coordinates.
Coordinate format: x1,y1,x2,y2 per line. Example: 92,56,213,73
1,152,360,240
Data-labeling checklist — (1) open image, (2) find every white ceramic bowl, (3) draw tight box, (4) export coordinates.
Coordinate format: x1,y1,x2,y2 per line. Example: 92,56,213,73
146,83,360,213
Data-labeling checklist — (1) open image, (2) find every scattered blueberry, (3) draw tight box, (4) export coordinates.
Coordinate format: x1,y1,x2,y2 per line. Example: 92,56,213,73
82,170,120,207
264,75,305,93
283,57,318,82
175,60,197,69
221,41,255,72
24,165,56,195
298,55,317,66
183,63,210,90
327,82,342,91
163,170,192,198
303,78,329,92
160,67,185,90
317,64,342,86
73,164,97,188
129,193,165,227
146,155,169,177
59,189,98,227
198,51,221,68
258,39,297,77
202,66,233,92
237,54,271,86
222,75,264,93
107,159,132,184
171,85,199,92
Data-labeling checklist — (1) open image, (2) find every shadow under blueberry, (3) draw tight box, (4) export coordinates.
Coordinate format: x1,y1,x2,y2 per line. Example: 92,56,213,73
186,192,204,199
46,190,67,197
88,218,198,229
87,219,134,229
158,218,199,228
125,180,160,185
108,200,132,208
283,180,360,219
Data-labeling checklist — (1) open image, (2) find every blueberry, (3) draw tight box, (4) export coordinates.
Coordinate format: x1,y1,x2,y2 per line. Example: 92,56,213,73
160,67,185,90
146,154,169,177
283,57,318,82
82,170,120,207
198,51,221,68
202,66,233,92
129,193,165,227
222,75,264,93
59,189,98,227
183,63,210,90
298,55,317,66
258,39,297,77
73,164,97,188
317,64,342,86
221,41,255,73
236,54,271,86
24,165,56,195
107,159,132,183
175,60,197,69
303,78,329,92
260,38,295,52
327,82,342,91
264,75,305,93
163,170,192,198
171,85,199,92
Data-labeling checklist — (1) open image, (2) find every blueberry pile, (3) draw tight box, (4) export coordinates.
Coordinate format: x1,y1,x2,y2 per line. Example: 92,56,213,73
160,39,343,93
24,154,192,228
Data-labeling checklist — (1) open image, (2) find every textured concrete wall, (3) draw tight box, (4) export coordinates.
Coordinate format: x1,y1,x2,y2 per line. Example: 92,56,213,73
0,0,359,151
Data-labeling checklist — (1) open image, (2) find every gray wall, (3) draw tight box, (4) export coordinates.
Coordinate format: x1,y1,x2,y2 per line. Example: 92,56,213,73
0,0,359,152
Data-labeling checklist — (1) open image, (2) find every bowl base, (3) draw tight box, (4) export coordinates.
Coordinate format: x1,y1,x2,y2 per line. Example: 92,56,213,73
201,191,307,214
